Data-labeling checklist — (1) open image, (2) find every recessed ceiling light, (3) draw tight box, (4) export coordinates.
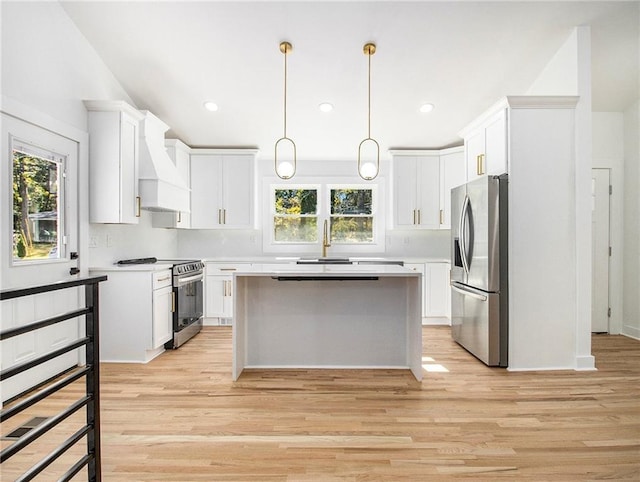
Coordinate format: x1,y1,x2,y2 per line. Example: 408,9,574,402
318,102,334,112
203,101,219,112
419,103,435,113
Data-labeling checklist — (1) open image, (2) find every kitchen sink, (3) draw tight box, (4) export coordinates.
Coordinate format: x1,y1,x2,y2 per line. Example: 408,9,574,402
296,258,353,264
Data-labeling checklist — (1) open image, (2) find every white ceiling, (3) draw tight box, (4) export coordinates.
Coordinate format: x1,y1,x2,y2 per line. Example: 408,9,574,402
60,1,639,162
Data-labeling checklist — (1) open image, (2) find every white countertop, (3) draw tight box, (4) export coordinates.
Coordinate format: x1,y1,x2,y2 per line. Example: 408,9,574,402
203,256,450,264
89,264,173,272
233,263,421,277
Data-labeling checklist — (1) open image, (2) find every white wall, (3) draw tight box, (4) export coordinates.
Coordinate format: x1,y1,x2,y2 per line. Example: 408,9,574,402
623,101,640,339
0,1,178,269
518,26,594,369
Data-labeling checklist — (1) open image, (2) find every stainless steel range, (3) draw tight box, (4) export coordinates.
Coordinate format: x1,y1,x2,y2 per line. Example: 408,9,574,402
116,257,204,348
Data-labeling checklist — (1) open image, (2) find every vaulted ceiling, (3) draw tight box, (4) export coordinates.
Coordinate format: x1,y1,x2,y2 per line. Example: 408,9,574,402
61,1,639,161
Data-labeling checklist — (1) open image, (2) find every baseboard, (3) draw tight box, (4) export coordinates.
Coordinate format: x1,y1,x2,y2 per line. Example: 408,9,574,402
575,355,596,371
422,317,451,326
622,324,640,341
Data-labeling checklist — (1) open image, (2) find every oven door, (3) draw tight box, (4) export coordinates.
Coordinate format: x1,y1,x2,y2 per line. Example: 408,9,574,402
175,272,204,330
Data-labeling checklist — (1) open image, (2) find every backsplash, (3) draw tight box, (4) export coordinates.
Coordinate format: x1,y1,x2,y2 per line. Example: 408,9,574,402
176,228,450,259
88,211,178,266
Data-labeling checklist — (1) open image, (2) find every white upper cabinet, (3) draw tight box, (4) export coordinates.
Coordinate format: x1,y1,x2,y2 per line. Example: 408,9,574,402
84,100,144,224
392,153,440,229
190,149,257,229
152,139,192,229
461,108,508,181
439,147,466,229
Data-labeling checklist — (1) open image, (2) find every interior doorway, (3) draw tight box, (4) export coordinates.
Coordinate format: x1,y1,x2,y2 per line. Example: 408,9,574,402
591,168,611,333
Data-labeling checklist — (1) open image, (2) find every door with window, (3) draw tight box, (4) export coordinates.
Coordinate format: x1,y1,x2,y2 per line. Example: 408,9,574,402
1,112,81,402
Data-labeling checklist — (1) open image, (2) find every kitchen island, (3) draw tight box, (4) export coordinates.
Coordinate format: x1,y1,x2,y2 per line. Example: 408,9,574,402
233,264,423,381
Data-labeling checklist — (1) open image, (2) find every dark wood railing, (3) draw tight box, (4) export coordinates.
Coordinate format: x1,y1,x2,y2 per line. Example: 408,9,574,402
0,275,107,482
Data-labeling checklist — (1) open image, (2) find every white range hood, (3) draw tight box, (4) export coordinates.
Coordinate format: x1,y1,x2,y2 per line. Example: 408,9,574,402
138,110,190,212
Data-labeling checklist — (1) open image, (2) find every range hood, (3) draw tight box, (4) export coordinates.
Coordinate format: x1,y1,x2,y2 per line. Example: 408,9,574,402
138,110,190,212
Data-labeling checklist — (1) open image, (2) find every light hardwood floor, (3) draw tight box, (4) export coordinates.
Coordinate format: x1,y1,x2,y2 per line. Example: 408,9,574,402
2,326,639,481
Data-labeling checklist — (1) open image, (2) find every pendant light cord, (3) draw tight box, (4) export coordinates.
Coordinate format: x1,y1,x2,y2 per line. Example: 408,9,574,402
367,49,371,139
283,46,288,138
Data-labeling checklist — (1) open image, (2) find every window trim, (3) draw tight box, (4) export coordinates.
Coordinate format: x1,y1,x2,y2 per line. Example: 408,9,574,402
10,136,68,266
262,176,386,255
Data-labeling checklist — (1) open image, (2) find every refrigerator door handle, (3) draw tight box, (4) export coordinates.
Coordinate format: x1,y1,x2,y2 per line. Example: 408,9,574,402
451,282,488,301
459,195,471,274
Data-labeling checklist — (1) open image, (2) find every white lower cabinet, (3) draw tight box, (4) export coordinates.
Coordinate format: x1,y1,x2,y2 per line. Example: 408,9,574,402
425,262,451,320
205,262,251,325
89,268,173,362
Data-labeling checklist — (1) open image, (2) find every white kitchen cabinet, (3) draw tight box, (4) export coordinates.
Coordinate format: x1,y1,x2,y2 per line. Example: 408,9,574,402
84,100,145,224
391,153,440,229
190,149,257,229
425,262,451,320
462,108,508,181
152,139,192,228
88,267,173,362
439,147,466,229
205,262,251,325
404,262,426,318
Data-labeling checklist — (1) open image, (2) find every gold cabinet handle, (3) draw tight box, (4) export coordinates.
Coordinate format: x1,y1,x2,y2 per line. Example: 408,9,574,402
171,292,175,313
223,209,226,225
413,209,416,225
440,209,444,225
177,211,182,223
135,196,141,217
223,280,227,297
477,154,485,175
220,268,237,271
218,209,221,225
417,210,421,225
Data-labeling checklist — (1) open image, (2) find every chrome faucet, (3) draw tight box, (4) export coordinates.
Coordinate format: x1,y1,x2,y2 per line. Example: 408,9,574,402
322,219,331,258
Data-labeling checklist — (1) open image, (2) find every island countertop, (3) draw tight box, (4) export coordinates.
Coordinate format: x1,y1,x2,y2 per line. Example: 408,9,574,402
232,263,421,277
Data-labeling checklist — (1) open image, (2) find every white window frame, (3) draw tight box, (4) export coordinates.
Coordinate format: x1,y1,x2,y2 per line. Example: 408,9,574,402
10,136,67,266
262,177,386,255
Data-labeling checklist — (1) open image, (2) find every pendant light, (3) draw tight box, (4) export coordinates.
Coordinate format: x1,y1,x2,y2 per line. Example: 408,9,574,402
357,42,380,181
274,41,297,179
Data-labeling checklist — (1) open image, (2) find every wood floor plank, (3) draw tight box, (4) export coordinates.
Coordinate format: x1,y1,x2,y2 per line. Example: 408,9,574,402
1,326,638,481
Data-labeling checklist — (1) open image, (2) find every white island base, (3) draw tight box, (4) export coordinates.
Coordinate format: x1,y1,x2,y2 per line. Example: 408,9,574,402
233,265,423,381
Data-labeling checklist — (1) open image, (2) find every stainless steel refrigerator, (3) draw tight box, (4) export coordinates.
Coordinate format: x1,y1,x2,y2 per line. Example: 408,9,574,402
450,174,508,367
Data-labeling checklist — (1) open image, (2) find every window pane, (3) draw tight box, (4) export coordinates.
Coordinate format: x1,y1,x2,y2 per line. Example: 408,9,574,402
13,149,61,261
331,217,373,243
274,217,318,243
275,189,317,215
331,189,372,215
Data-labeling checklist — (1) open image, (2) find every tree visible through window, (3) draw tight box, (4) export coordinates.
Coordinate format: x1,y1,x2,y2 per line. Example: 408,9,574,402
273,188,318,243
330,188,373,243
12,146,62,261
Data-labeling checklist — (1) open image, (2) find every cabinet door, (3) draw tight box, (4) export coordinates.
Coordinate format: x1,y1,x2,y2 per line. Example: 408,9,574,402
484,109,508,175
222,155,254,228
465,129,485,181
190,155,223,228
120,112,140,224
393,156,418,227
206,275,234,319
152,285,173,348
416,156,440,228
425,263,450,317
439,150,466,229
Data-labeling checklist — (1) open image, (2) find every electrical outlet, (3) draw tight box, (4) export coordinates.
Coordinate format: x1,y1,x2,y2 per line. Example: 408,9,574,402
106,234,113,247
89,236,98,248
